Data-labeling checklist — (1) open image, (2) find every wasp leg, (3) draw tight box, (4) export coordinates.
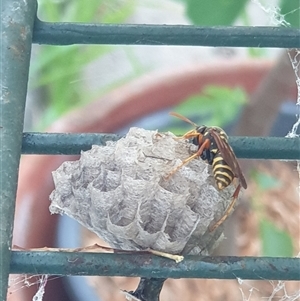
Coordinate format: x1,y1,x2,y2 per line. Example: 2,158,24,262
209,184,241,232
165,152,199,179
165,138,210,179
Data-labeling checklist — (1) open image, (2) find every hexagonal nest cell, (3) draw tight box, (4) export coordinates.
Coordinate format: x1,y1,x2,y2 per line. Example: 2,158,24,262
50,127,236,256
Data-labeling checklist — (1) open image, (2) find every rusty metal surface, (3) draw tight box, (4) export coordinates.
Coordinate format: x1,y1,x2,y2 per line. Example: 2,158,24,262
10,251,300,281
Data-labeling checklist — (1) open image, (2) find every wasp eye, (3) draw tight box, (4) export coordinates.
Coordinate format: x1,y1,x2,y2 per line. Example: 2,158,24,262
197,126,206,134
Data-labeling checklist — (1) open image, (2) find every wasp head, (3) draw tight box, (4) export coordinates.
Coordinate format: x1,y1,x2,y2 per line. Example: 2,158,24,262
188,125,205,146
196,125,207,135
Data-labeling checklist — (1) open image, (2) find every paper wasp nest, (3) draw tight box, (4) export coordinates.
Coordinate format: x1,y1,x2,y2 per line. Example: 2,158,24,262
50,128,235,255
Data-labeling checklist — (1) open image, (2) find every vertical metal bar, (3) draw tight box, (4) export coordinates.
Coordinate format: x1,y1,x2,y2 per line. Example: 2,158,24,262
0,0,37,299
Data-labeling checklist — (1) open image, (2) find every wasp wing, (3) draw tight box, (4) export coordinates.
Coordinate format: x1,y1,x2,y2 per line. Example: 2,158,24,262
209,129,247,189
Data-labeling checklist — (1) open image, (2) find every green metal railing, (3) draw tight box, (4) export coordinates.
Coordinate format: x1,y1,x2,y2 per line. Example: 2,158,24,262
10,252,300,281
1,0,300,300
33,20,300,48
1,1,37,300
21,133,300,159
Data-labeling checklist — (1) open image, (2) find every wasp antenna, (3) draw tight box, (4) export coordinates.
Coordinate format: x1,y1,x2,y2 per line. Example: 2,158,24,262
169,112,198,127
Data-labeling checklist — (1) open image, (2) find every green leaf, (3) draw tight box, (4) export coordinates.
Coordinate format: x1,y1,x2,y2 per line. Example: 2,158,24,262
30,0,137,129
280,0,300,28
186,0,248,26
259,219,293,257
102,0,136,23
252,171,282,191
172,85,247,127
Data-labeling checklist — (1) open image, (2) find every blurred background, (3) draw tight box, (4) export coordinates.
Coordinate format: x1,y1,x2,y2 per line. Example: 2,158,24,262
9,0,300,301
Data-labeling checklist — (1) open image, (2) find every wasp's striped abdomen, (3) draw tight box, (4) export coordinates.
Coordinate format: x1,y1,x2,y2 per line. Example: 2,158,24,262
212,154,234,190
168,111,247,231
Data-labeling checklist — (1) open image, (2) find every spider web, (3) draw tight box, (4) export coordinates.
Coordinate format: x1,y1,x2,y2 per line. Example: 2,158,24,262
7,274,60,301
251,1,300,137
286,49,300,138
236,1,300,300
286,49,300,195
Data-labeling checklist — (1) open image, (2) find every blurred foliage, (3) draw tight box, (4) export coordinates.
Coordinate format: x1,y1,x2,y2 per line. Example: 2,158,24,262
169,86,247,135
280,0,300,28
172,0,300,130
251,170,294,257
186,0,248,26
183,0,299,27
32,0,299,130
259,219,293,257
31,0,136,129
252,171,282,190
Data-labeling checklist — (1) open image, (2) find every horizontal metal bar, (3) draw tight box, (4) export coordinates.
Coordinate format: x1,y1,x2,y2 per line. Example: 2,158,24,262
10,251,300,281
33,19,300,48
22,132,122,155
233,136,300,160
22,132,300,160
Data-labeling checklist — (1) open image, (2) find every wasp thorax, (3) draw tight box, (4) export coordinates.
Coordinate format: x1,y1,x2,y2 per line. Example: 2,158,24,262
50,127,235,256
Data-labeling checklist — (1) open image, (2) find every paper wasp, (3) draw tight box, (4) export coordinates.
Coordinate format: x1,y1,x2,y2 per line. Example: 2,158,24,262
168,112,247,231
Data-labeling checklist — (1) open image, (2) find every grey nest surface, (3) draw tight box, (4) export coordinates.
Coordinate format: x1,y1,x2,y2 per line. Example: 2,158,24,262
50,127,235,256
